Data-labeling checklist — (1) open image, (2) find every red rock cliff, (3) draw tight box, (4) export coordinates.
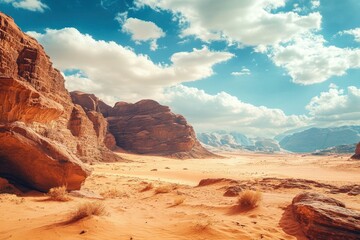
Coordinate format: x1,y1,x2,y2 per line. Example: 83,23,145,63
0,13,119,191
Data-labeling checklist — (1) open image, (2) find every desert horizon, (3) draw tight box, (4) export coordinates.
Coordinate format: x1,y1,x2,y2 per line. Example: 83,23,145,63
1,1,360,239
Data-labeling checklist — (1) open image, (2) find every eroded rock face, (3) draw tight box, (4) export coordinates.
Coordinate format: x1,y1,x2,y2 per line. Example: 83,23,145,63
0,13,120,191
0,123,90,192
351,142,360,160
70,91,118,154
0,77,64,123
71,91,214,158
106,99,214,158
292,192,360,240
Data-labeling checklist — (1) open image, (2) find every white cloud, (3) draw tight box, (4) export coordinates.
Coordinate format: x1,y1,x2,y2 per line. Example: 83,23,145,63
339,28,360,43
311,0,320,9
266,33,360,84
135,0,321,46
306,84,360,124
161,85,307,137
1,0,48,12
27,28,233,104
232,68,251,76
116,13,165,51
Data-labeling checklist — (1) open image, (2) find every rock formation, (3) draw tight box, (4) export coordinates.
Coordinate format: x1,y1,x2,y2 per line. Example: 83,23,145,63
0,13,119,191
292,192,360,240
0,122,90,192
70,91,213,158
70,91,118,153
105,99,214,158
351,142,360,159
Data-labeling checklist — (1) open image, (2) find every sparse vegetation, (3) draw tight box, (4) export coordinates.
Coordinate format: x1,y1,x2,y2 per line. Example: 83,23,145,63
154,184,175,194
68,202,107,222
47,186,70,201
100,188,128,199
194,220,212,231
237,190,262,209
172,196,186,206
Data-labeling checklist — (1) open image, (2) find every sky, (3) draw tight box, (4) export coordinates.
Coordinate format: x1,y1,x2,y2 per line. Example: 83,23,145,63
1,0,360,137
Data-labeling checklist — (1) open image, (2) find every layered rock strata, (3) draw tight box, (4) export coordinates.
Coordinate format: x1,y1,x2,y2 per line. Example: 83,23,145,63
292,192,360,240
0,13,119,191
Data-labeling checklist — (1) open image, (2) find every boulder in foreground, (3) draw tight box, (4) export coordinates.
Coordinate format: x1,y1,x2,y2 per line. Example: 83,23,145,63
0,123,90,192
292,192,360,240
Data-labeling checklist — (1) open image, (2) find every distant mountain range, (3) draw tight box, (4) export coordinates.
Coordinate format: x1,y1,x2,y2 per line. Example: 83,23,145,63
198,126,360,154
278,126,360,153
197,131,280,152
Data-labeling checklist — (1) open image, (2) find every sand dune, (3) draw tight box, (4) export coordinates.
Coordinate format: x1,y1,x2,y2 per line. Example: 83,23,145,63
1,152,359,240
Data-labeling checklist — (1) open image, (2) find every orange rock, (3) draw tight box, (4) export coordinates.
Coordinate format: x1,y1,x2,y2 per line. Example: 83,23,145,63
292,192,360,240
0,123,90,192
351,142,360,160
107,99,215,158
0,77,63,123
0,13,121,191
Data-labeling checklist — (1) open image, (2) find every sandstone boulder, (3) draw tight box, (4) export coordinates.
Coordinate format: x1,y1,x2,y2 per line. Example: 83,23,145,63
292,192,360,240
351,142,360,160
0,123,90,192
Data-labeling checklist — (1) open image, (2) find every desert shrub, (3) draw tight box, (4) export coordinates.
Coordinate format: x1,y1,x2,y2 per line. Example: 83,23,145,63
154,184,174,194
237,190,262,209
69,202,107,222
172,196,186,206
47,186,70,202
100,188,128,199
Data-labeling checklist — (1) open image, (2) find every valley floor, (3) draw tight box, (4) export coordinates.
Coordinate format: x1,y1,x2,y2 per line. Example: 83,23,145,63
1,152,360,240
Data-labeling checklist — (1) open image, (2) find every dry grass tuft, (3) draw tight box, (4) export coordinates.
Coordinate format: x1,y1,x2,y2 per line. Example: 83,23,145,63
194,220,212,231
47,186,70,202
140,182,153,192
100,188,128,199
154,184,175,194
172,196,186,206
68,202,107,223
237,190,262,209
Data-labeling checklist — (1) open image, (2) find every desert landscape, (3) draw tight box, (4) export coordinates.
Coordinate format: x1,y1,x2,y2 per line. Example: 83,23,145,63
1,152,360,240
1,0,360,239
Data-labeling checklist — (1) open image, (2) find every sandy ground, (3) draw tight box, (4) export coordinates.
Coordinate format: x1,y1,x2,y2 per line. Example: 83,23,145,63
1,152,360,240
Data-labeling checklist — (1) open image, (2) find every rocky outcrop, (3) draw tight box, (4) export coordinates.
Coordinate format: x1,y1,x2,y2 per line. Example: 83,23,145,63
105,99,214,158
351,142,360,159
0,13,121,191
0,77,64,123
292,192,360,240
70,91,119,155
0,123,90,192
72,92,214,158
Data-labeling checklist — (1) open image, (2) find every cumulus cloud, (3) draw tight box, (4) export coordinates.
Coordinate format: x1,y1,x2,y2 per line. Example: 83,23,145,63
135,0,321,46
161,85,307,137
1,0,48,12
339,28,360,43
265,33,360,85
116,12,165,51
306,84,360,124
27,28,233,103
311,0,320,9
231,68,251,76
